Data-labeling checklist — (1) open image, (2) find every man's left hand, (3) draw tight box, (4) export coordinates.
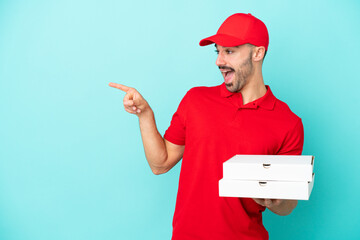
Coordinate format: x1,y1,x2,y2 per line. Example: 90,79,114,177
253,198,283,208
253,198,298,216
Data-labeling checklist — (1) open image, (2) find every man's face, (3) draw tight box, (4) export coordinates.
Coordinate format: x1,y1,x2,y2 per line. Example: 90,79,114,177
215,44,254,93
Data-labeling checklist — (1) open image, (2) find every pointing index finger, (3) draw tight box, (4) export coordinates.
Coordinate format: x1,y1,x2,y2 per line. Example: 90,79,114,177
109,82,130,92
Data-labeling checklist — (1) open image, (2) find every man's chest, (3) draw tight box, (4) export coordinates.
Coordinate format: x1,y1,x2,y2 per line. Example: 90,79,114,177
185,103,284,155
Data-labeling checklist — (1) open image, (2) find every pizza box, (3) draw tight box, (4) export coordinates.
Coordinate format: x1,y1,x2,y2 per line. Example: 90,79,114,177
219,173,315,200
223,155,314,182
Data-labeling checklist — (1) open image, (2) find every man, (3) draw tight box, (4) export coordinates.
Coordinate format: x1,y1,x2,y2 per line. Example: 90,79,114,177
109,13,304,240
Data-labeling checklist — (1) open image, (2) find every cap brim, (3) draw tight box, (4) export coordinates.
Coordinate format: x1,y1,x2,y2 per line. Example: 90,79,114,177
199,34,247,47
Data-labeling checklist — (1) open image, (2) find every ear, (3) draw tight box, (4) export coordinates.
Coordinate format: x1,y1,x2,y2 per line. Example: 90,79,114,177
252,46,266,62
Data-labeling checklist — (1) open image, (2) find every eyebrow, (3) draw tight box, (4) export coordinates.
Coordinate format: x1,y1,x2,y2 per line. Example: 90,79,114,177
214,44,240,49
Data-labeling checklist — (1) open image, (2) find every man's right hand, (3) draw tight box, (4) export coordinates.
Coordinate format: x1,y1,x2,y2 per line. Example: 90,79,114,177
109,82,150,116
109,82,184,175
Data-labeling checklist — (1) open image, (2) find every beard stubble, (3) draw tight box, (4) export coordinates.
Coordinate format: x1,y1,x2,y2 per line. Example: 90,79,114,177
225,52,254,93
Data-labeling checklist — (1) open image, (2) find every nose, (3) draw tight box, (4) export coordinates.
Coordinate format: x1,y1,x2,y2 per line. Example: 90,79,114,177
215,53,226,67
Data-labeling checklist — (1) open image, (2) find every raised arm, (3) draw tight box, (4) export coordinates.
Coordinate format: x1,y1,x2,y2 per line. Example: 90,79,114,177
109,82,184,175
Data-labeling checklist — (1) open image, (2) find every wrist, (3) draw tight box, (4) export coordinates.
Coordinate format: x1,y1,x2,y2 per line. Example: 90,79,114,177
138,106,154,120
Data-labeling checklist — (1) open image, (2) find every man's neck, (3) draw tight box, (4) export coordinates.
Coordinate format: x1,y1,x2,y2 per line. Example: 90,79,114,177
240,74,267,105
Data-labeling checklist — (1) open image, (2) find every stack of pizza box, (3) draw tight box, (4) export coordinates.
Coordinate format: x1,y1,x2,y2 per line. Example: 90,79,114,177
219,155,315,200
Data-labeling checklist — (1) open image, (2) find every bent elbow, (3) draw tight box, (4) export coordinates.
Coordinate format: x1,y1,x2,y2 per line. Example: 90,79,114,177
151,166,169,175
152,169,163,175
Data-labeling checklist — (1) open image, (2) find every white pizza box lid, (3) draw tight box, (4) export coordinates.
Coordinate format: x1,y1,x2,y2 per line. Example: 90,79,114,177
223,155,314,182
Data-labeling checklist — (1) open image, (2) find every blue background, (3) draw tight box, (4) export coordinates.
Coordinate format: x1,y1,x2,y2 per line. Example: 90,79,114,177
1,0,359,239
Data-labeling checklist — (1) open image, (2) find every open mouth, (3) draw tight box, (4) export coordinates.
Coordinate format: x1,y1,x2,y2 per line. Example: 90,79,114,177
220,69,235,84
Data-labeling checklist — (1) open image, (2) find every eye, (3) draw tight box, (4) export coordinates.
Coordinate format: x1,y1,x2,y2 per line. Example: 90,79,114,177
225,49,233,54
214,50,219,54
